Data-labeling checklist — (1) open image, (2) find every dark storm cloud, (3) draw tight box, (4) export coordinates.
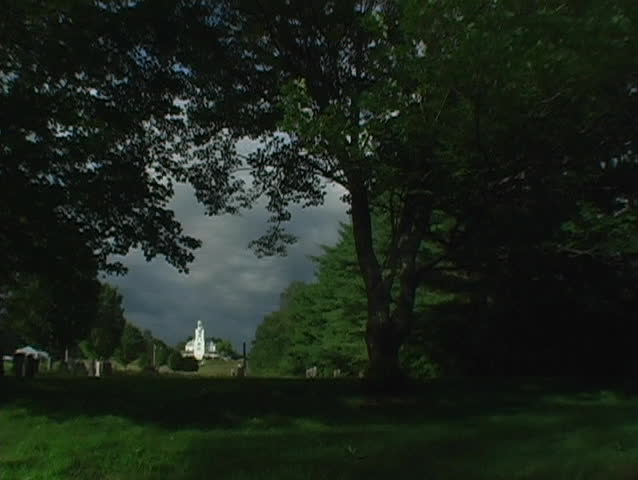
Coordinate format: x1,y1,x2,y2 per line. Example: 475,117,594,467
107,182,348,349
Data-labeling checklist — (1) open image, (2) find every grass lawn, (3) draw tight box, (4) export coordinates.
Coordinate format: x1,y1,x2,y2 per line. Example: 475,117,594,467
2,376,638,479
196,358,241,377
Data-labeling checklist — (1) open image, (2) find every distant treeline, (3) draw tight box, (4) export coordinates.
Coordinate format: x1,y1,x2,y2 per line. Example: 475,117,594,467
0,280,238,372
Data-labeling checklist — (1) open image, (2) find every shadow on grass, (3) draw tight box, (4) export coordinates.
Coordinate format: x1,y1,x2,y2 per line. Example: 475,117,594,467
5,376,638,479
3,375,638,431
140,395,638,480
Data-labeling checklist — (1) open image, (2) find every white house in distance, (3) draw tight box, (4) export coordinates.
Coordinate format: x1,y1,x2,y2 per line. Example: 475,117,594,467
182,321,218,361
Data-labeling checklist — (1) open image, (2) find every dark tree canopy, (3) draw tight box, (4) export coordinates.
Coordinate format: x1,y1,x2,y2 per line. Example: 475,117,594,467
1,0,212,281
4,0,638,383
205,0,638,382
0,269,100,356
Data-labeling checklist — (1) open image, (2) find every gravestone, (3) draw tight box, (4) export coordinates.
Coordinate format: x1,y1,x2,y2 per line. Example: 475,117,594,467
84,360,95,376
25,356,39,378
332,369,341,378
72,360,88,376
305,366,318,378
102,361,113,376
93,360,113,377
13,353,25,378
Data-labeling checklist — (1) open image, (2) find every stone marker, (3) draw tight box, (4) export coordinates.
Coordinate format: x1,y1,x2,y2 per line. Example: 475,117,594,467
72,360,88,376
24,356,39,378
93,360,113,377
13,353,25,378
84,360,95,377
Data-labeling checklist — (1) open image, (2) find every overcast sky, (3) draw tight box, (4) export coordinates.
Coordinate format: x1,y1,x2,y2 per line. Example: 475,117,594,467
106,182,348,350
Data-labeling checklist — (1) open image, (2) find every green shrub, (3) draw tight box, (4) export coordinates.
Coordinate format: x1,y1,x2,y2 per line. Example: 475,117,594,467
167,352,199,372
180,357,199,372
167,352,182,370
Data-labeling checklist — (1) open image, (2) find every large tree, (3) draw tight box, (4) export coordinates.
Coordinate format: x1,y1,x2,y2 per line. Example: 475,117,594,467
114,322,146,367
178,0,638,383
80,284,126,360
0,243,100,357
1,0,217,283
2,0,229,358
8,1,637,383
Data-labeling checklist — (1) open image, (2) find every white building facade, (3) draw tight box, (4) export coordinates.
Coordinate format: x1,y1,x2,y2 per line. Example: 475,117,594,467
182,321,217,360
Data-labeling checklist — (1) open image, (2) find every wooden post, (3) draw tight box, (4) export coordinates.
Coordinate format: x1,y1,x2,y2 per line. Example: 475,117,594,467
235,342,247,378
242,342,247,373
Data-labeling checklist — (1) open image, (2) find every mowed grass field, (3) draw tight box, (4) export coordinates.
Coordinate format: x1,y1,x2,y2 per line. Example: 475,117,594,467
2,376,638,480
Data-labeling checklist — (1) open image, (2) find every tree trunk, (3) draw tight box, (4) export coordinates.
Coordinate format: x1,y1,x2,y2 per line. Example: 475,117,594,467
350,184,396,384
364,298,416,390
349,182,427,390
365,319,404,382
